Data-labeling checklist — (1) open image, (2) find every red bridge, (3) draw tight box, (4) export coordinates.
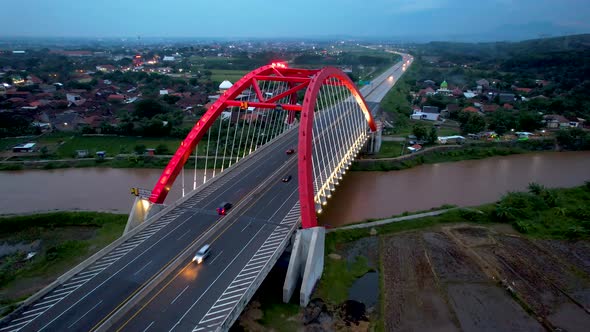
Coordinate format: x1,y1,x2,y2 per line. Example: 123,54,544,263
0,54,413,332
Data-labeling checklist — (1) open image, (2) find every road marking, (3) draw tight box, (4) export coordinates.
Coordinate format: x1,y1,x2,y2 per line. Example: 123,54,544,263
67,300,103,329
133,260,153,276
208,251,223,265
236,269,259,278
33,297,61,307
203,307,231,318
38,210,201,332
0,320,29,331
142,321,155,332
176,232,189,241
211,299,239,310
226,280,252,291
41,291,71,301
241,222,251,232
240,264,263,273
170,285,189,305
198,315,224,325
170,227,265,331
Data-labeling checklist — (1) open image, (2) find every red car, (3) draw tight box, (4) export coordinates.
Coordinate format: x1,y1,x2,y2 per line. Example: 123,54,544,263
286,149,295,155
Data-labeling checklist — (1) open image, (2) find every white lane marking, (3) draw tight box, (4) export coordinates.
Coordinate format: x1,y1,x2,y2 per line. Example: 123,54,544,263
170,285,190,305
133,260,153,276
233,275,256,283
61,278,87,288
240,264,263,274
41,291,71,301
67,300,103,329
33,297,61,307
9,312,40,324
170,227,265,331
226,280,252,291
203,307,231,318
220,286,247,297
247,255,271,264
21,304,52,316
69,274,92,282
38,209,202,332
0,320,29,331
255,246,277,255
197,315,224,325
176,232,189,241
236,270,259,279
241,222,251,232
211,299,240,310
208,251,223,265
142,321,155,332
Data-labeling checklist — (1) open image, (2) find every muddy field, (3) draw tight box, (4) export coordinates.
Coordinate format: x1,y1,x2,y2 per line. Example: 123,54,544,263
382,225,590,331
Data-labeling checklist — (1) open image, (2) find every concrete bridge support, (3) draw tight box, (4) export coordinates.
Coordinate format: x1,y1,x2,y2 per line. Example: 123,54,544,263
124,198,164,234
283,227,325,307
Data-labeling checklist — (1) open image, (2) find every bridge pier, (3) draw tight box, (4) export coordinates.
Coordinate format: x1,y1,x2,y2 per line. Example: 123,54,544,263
283,226,325,307
124,198,165,234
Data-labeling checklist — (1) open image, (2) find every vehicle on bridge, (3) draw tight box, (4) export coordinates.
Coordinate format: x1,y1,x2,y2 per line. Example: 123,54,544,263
286,148,295,155
192,244,210,264
282,175,292,182
217,202,232,215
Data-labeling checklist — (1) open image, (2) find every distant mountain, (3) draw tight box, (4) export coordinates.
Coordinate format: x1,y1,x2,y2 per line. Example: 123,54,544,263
474,22,583,42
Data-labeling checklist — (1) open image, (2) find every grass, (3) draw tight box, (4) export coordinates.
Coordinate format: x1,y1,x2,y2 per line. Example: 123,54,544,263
0,212,127,308
55,136,182,158
209,69,249,83
316,255,374,305
0,138,26,152
376,141,405,158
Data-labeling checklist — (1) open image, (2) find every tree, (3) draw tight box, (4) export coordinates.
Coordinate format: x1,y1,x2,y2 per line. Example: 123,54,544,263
461,113,486,134
412,124,428,141
134,144,146,155
155,144,169,155
134,99,166,119
517,111,543,132
162,94,180,105
427,126,438,144
488,109,517,135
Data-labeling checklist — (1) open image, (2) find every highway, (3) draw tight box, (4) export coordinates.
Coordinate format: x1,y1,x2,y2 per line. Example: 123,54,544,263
0,52,412,332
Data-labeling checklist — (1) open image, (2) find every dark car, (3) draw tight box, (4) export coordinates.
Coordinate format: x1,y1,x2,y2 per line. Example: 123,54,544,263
282,175,292,182
216,202,232,215
286,149,295,155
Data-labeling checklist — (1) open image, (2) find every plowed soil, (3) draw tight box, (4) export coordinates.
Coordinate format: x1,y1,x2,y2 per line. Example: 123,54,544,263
381,225,590,331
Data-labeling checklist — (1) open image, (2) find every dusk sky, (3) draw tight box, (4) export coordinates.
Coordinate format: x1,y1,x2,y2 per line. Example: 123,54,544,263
2,0,589,39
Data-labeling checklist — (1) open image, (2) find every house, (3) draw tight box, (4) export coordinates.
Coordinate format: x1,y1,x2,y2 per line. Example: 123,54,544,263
422,106,439,114
543,114,571,129
424,80,436,86
162,56,175,62
513,87,533,94
12,143,36,153
476,79,489,88
411,110,439,121
407,144,423,153
76,150,89,158
438,135,465,144
96,65,116,73
108,94,126,103
499,93,515,103
418,87,435,96
463,91,476,99
462,106,479,113
26,75,43,85
503,103,514,110
481,104,499,113
52,111,82,131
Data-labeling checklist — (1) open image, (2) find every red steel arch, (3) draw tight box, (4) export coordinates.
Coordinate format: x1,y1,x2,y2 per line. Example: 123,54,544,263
149,63,318,204
149,64,376,230
297,67,376,229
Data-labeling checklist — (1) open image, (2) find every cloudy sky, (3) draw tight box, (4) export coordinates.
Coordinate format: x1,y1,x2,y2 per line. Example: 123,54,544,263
1,0,589,39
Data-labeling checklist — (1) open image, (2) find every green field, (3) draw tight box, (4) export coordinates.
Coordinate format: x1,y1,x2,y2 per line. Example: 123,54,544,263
0,212,127,314
209,69,249,83
377,141,405,158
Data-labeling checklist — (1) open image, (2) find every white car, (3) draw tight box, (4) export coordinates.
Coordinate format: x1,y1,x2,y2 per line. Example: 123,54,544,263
192,244,210,264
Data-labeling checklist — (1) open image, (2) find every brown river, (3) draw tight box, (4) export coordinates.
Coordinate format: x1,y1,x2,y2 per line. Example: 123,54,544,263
1,151,589,226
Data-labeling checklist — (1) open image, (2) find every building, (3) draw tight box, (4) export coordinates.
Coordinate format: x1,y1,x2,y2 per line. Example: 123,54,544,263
543,114,572,128
13,143,36,152
411,110,439,121
499,93,515,103
476,79,490,88
162,56,175,62
422,106,439,114
462,106,479,113
219,80,233,93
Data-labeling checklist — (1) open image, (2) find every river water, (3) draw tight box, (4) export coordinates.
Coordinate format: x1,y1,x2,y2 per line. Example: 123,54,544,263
1,152,589,225
319,151,590,226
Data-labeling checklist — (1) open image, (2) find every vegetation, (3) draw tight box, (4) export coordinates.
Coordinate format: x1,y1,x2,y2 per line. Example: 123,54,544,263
0,212,127,308
326,183,590,250
316,255,374,305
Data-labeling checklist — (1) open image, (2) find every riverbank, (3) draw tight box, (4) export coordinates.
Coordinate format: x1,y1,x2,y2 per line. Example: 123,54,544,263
0,212,127,316
243,184,590,330
353,138,557,171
